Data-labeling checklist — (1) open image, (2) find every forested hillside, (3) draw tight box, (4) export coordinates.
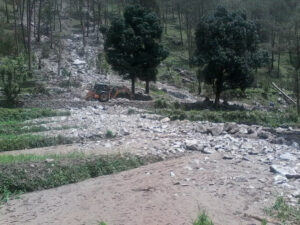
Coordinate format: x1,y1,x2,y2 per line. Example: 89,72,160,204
0,0,299,111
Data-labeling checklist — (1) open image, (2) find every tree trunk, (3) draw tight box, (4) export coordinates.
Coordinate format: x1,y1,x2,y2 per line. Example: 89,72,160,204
177,5,183,45
145,80,150,94
4,0,9,23
12,0,19,55
37,0,42,42
131,77,135,95
27,0,32,72
277,51,281,77
214,78,222,105
214,89,221,106
198,80,201,95
296,70,300,115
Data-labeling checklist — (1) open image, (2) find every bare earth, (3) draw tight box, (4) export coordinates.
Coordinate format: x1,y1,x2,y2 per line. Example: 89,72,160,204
0,152,281,225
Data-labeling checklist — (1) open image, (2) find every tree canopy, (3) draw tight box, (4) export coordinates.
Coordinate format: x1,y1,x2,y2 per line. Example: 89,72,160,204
104,4,168,94
194,7,268,104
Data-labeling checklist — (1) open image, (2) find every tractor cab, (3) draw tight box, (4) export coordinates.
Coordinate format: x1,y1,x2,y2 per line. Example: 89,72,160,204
93,83,111,102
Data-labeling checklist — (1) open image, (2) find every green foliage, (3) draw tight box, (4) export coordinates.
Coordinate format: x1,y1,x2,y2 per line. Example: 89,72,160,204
194,7,268,104
193,212,214,225
261,219,268,225
127,108,135,115
0,135,72,152
0,108,72,151
0,30,17,57
0,108,70,122
265,196,300,224
98,222,107,225
154,99,169,109
105,130,115,139
160,108,299,127
0,186,23,204
104,4,168,94
0,154,153,199
0,153,84,164
0,55,29,106
97,53,110,74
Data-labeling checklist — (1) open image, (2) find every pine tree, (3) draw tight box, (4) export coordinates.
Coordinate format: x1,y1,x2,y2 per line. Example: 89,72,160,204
104,4,168,94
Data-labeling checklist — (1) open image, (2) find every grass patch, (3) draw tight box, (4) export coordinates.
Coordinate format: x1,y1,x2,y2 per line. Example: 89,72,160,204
0,108,72,152
0,135,72,152
0,122,77,135
265,196,300,225
0,153,160,201
0,153,84,164
0,108,70,122
158,108,299,127
193,212,214,225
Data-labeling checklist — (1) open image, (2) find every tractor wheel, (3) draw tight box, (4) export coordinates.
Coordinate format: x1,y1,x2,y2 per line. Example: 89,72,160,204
99,93,109,102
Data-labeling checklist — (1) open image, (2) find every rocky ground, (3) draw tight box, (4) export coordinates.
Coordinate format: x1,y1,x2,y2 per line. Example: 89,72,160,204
0,100,299,225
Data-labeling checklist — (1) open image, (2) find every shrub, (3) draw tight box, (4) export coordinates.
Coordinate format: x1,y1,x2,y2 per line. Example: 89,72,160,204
105,130,115,139
0,55,29,106
193,212,214,225
154,99,169,109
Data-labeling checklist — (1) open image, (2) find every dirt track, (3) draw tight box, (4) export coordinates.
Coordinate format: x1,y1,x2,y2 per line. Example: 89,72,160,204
0,152,281,225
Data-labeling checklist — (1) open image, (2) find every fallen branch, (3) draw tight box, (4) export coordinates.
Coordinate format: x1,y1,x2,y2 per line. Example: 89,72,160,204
272,82,297,105
243,213,281,225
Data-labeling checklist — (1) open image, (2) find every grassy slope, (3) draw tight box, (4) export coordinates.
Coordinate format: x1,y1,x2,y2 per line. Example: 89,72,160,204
0,108,72,152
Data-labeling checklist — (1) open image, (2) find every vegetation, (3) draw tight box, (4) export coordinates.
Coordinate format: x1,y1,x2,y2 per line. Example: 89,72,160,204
0,135,72,152
104,4,168,94
158,107,299,127
193,212,214,225
0,153,160,202
265,196,300,225
194,7,267,105
0,153,84,164
0,108,71,152
0,55,30,106
0,108,70,122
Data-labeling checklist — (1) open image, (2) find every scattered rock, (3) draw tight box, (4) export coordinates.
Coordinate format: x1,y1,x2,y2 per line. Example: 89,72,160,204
257,131,269,139
207,127,223,136
161,117,170,123
73,59,86,65
223,123,240,134
223,155,233,160
274,175,288,184
270,165,298,178
201,147,215,154
279,153,297,161
45,158,55,163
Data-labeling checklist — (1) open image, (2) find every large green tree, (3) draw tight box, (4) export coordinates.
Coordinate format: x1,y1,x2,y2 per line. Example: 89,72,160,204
104,4,168,95
194,7,267,104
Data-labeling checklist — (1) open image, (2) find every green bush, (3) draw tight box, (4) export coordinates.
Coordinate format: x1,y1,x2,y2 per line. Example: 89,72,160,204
105,130,115,139
265,196,300,224
154,99,169,109
193,213,214,225
0,55,30,106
